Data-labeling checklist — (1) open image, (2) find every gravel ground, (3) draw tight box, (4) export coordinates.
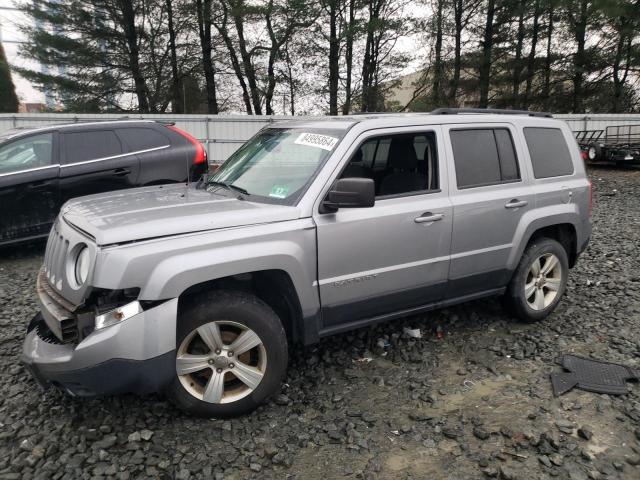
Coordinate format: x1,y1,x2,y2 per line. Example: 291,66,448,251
1,166,639,480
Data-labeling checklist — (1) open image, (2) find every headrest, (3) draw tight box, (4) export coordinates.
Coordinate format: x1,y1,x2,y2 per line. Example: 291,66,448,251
388,138,417,170
32,143,51,164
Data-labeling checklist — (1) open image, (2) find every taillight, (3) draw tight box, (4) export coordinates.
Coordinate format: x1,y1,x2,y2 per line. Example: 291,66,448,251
588,180,593,216
167,125,207,165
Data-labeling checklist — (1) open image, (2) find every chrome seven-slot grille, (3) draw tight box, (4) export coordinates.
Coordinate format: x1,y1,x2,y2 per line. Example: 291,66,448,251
43,222,69,292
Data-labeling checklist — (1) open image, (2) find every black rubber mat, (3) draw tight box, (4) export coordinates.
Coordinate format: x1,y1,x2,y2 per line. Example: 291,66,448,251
550,354,640,396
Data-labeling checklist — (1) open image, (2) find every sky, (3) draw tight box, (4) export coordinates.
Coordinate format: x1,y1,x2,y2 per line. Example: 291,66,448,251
0,0,44,104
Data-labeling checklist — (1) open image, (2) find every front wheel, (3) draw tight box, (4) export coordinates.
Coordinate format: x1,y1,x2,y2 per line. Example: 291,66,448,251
166,291,288,417
503,238,569,323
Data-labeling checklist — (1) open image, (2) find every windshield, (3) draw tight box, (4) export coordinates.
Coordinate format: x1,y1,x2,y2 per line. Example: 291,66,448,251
203,127,345,205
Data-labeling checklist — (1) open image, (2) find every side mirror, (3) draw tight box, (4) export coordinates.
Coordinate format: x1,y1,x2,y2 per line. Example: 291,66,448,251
323,178,375,211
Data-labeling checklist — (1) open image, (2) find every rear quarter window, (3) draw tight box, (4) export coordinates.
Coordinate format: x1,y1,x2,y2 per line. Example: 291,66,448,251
523,127,574,178
116,128,170,152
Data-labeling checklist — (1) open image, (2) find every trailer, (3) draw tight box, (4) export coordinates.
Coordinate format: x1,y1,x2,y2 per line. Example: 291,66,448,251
578,124,640,165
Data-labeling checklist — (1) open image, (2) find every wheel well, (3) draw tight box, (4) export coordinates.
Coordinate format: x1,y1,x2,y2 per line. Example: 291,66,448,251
529,223,577,267
177,270,303,343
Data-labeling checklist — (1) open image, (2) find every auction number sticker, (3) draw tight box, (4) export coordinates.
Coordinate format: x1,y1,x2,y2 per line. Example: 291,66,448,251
294,132,339,151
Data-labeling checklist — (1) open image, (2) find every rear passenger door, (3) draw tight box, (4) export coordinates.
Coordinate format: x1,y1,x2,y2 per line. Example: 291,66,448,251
443,124,534,297
59,129,140,203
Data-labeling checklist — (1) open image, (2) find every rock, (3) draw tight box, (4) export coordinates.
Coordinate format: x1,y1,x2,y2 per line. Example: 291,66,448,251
473,427,490,440
93,436,117,450
499,465,518,480
550,454,564,466
539,455,552,468
139,430,154,441
555,420,574,434
176,469,191,480
274,394,290,406
128,431,141,443
577,427,593,441
626,455,640,466
250,463,262,472
442,427,462,439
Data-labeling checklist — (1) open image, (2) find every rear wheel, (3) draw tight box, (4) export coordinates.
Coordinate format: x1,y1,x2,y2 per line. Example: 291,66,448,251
587,143,602,162
166,290,288,417
503,238,568,323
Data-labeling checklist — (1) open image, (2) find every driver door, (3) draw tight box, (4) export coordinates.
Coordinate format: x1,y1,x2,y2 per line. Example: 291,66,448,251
313,126,453,334
0,132,60,244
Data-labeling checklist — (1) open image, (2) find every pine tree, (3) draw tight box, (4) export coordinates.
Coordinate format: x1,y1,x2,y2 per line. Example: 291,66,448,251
0,43,20,113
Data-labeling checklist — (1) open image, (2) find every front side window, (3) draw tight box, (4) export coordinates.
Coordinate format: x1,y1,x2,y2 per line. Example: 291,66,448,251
339,132,439,197
450,128,521,189
0,133,54,174
203,127,345,205
524,127,574,178
63,130,123,163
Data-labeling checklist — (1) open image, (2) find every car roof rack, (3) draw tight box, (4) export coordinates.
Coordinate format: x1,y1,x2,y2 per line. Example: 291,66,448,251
430,108,553,118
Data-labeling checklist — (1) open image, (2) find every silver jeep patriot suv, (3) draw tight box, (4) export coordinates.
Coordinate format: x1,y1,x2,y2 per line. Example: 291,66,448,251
23,109,591,417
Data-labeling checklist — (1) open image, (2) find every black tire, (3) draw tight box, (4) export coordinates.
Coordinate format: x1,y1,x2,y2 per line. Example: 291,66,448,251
503,237,569,323
166,290,288,417
587,143,602,163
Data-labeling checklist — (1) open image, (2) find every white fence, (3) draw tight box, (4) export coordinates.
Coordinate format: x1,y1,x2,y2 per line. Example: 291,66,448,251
2,113,640,163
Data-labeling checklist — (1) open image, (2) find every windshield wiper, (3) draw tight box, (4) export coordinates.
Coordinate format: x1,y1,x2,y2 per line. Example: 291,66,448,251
206,180,249,197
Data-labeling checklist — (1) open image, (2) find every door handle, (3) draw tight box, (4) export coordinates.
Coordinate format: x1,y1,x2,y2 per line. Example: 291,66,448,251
114,168,131,176
505,199,528,209
28,180,52,189
414,212,444,223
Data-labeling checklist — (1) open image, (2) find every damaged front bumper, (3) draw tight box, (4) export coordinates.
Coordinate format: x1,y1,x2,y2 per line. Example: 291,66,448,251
22,295,179,397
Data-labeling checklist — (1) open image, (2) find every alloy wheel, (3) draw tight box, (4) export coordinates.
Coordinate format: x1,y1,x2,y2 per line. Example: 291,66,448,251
176,320,267,404
524,253,563,311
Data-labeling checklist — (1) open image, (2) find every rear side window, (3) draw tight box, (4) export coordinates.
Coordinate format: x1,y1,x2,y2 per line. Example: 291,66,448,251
64,130,122,163
450,128,520,189
116,128,170,152
523,127,574,178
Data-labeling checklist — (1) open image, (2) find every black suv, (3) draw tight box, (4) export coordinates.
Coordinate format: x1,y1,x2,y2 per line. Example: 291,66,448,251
0,120,207,245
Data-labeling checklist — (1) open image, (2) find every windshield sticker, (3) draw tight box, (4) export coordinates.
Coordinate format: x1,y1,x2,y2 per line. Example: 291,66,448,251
294,132,339,151
269,184,290,199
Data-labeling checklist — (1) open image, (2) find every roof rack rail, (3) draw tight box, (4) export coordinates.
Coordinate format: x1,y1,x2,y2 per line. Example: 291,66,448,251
430,108,552,118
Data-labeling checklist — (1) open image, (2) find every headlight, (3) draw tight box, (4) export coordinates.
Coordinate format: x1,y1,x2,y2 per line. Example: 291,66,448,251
74,246,91,285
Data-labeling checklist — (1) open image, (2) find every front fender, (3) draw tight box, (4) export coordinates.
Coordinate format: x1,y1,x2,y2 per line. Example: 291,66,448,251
92,219,319,318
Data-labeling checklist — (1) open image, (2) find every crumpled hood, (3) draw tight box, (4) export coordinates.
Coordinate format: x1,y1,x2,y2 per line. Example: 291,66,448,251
61,184,301,245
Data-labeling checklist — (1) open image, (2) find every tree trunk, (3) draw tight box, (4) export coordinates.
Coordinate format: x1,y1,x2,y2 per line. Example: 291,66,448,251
612,17,630,113
118,0,149,112
166,0,183,113
328,0,339,115
195,0,218,114
342,0,355,114
523,0,541,108
572,0,588,113
478,0,496,108
432,0,444,107
511,1,525,109
230,1,262,115
448,0,463,104
214,3,252,114
542,1,554,110
264,6,278,115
